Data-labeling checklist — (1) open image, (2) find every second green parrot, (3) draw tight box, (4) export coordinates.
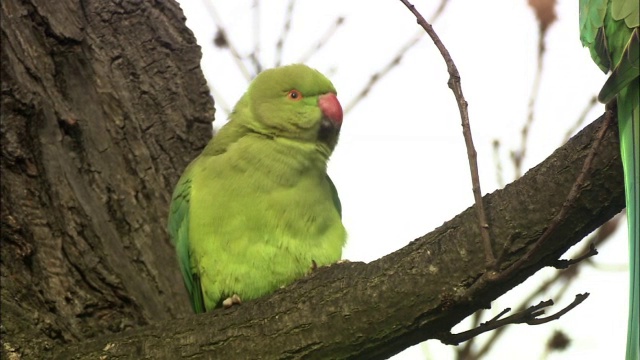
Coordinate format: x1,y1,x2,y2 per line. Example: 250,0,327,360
168,64,347,312
580,0,639,358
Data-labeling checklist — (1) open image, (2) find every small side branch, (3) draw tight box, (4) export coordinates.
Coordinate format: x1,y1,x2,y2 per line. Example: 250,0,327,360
297,16,344,64
563,95,599,143
204,2,254,80
439,294,589,345
398,0,494,268
343,32,417,114
345,0,450,114
274,0,295,67
552,243,598,269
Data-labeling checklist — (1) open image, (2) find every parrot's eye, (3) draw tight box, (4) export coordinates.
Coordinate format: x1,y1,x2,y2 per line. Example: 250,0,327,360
287,89,303,101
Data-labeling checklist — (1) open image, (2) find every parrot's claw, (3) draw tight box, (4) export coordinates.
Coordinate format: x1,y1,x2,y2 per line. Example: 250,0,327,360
308,259,350,274
222,294,242,309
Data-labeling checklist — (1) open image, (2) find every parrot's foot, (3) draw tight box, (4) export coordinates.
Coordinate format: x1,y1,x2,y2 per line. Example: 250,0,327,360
305,260,318,276
308,259,350,274
222,294,242,309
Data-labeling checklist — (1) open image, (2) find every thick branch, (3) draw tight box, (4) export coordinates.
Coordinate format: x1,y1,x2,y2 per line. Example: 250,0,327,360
53,115,624,359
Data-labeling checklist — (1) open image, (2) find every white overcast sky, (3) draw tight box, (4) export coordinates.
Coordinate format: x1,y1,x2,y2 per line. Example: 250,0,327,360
175,1,629,359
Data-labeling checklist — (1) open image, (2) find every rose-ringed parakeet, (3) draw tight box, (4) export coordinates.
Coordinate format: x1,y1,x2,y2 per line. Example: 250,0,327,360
168,64,347,313
579,1,639,358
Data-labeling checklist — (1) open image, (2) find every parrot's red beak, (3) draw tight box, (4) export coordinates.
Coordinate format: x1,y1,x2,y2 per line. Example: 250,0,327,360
318,93,343,127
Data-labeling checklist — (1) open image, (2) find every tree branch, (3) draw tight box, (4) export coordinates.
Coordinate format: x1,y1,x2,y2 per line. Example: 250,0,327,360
51,115,625,359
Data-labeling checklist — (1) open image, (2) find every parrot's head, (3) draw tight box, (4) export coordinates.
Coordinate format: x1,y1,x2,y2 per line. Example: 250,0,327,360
235,64,343,156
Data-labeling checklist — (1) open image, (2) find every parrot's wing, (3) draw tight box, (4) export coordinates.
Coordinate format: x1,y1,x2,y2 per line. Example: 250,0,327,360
599,28,639,103
579,0,611,72
611,0,639,28
168,165,206,313
326,175,342,218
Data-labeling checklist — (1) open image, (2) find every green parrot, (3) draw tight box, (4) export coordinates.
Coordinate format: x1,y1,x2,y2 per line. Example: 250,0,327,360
579,1,639,358
168,64,347,313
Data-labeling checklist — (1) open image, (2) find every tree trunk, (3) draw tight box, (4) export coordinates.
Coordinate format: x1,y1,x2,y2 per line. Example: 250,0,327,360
1,0,214,356
0,0,626,359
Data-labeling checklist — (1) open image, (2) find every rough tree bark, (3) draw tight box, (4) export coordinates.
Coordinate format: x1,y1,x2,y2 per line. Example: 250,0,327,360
0,0,625,359
1,0,213,356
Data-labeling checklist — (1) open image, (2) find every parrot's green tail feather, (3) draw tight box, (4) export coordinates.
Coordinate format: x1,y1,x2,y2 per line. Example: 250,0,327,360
619,78,639,360
192,274,206,314
579,1,638,357
600,29,640,103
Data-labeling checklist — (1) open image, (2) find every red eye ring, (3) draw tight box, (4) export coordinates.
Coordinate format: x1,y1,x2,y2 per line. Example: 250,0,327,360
287,89,303,101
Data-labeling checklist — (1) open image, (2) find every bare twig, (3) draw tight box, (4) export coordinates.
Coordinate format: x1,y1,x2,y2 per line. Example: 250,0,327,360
492,139,505,188
297,16,344,64
343,32,419,114
429,0,450,23
251,0,262,73
202,0,254,80
275,0,295,67
527,293,588,325
512,27,546,179
552,243,598,269
345,0,450,114
439,294,589,345
457,309,483,360
472,227,611,358
399,0,495,268
208,85,232,116
563,95,599,143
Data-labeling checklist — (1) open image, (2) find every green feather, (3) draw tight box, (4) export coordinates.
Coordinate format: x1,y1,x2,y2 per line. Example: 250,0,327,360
618,78,639,360
168,64,346,312
600,29,639,103
580,1,639,358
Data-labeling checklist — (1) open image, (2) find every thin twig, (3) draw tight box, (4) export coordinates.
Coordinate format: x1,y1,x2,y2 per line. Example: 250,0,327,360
399,0,495,268
457,309,484,359
552,243,598,269
527,293,589,325
297,16,344,64
473,227,610,358
202,0,253,81
492,139,505,188
512,27,547,179
251,0,262,73
428,0,450,23
343,32,419,114
439,294,588,345
275,0,295,67
208,85,232,117
563,95,599,143
345,0,450,114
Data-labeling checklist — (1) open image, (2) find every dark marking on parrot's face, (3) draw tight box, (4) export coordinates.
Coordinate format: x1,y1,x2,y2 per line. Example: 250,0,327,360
317,117,340,148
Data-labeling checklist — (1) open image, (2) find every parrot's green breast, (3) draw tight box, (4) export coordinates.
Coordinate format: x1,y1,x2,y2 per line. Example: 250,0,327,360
189,136,346,310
